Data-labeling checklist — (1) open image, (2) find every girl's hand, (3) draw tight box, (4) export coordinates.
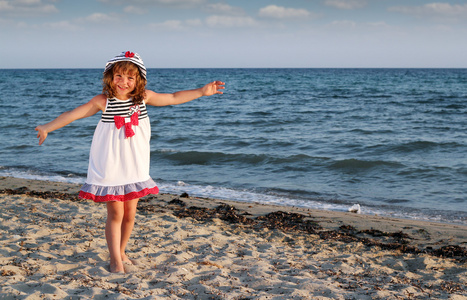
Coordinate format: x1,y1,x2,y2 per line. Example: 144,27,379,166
35,125,48,145
202,81,225,96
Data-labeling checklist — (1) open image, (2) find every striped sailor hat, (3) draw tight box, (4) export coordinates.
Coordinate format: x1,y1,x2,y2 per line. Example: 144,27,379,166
104,51,147,80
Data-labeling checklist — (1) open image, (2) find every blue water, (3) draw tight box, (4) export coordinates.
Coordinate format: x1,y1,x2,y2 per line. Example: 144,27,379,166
1,68,466,224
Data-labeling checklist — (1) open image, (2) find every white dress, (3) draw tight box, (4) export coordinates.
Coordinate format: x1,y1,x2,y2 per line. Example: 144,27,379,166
79,97,159,202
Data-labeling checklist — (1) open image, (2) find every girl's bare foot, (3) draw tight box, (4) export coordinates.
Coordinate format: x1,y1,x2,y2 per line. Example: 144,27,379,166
110,261,125,273
121,253,139,265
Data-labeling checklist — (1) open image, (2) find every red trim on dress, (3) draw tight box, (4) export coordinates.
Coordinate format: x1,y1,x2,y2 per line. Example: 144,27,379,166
78,186,159,202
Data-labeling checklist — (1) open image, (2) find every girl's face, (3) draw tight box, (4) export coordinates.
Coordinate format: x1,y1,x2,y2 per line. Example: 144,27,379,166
112,70,136,99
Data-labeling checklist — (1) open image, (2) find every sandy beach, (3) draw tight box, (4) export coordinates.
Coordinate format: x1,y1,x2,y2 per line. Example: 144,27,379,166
0,176,466,299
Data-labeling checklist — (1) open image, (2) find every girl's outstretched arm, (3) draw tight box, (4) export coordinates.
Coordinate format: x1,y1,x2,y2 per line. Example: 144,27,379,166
145,81,225,107
35,95,106,145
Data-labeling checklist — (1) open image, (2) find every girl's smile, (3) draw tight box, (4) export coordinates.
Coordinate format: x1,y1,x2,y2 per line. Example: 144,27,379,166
113,72,136,99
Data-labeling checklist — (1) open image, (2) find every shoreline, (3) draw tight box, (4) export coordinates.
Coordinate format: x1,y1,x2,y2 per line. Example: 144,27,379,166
1,176,466,249
1,173,465,226
1,176,466,299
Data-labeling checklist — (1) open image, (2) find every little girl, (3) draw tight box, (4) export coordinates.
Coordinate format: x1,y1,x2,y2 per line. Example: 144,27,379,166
35,51,225,273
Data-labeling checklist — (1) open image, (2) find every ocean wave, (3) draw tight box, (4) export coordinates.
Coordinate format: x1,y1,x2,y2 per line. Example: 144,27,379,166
328,159,403,170
443,102,466,109
3,144,34,150
270,154,325,164
350,128,395,135
153,150,330,167
369,141,464,154
154,150,269,165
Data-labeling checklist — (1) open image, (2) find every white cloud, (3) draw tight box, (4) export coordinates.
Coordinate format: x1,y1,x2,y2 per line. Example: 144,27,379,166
324,0,367,10
37,3,56,13
258,5,310,19
0,17,27,28
124,6,146,14
185,18,202,27
14,0,41,5
0,1,14,11
149,14,256,31
205,15,256,28
366,21,392,30
153,0,205,6
327,20,357,29
152,19,183,30
0,0,58,15
204,3,245,16
389,3,467,20
77,13,120,23
149,18,202,30
325,20,395,32
99,0,205,7
41,20,81,31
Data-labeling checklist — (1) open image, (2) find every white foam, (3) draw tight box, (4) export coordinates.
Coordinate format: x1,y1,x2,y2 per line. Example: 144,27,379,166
0,168,85,185
348,204,361,214
158,181,354,212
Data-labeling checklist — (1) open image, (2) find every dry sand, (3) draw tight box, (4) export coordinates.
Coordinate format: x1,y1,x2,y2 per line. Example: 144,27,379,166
0,176,466,299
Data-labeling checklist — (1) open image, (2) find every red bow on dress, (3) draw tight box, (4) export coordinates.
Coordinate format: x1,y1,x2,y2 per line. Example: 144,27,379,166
114,113,139,138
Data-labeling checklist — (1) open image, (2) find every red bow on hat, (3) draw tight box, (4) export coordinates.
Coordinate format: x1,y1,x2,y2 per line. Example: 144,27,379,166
125,51,135,58
114,113,139,138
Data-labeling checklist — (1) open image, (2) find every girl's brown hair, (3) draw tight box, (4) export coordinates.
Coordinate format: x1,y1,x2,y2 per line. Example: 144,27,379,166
102,61,147,105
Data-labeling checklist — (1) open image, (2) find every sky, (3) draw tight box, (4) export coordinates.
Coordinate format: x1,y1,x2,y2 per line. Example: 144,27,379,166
1,0,467,68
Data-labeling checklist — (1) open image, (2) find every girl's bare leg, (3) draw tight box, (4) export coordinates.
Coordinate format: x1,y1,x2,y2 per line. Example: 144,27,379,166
120,198,139,264
105,201,125,273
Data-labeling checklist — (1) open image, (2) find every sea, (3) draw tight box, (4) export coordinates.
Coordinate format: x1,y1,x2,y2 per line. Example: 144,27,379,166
1,68,466,225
